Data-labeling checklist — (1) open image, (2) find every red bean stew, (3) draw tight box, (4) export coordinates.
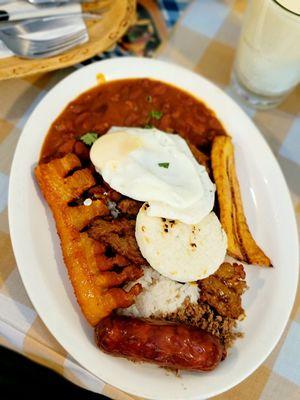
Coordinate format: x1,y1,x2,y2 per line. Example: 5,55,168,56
40,78,227,162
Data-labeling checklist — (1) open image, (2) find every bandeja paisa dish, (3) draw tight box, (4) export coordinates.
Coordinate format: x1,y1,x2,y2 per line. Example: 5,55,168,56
35,77,272,372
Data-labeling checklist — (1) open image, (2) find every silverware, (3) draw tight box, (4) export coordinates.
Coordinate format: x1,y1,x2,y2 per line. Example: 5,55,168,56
28,0,96,4
0,12,101,28
0,30,88,58
0,16,89,58
0,2,104,22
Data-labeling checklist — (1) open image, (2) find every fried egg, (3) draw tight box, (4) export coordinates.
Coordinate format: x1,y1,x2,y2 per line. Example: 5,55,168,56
135,206,227,282
90,127,215,224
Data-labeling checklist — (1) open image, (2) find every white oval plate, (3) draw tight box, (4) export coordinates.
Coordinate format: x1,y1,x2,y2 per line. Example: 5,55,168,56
9,58,299,400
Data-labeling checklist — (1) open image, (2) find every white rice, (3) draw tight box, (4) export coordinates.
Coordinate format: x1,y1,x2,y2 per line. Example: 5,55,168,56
120,266,200,318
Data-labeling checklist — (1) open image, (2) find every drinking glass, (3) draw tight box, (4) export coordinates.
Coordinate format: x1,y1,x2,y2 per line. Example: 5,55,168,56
231,0,300,109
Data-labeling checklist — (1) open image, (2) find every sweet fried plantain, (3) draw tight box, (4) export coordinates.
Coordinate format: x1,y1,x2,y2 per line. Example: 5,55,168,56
211,136,272,266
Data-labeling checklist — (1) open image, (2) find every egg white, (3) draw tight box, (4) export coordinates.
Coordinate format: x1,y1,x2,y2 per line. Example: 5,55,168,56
90,127,215,224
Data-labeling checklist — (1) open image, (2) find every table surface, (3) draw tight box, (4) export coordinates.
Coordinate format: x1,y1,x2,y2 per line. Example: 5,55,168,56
0,1,299,399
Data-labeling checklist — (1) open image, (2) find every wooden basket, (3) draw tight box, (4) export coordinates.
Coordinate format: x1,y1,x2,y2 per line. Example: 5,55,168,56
0,0,136,80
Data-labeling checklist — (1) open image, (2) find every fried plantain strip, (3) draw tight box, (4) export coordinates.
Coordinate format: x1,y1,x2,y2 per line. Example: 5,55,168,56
211,137,244,260
211,136,272,266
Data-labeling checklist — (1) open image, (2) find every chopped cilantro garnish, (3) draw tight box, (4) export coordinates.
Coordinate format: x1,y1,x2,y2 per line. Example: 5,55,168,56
158,162,170,169
144,124,153,129
79,132,98,146
149,110,163,120
146,95,152,103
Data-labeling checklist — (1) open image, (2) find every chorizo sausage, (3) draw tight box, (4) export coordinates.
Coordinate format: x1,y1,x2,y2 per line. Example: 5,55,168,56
95,315,225,371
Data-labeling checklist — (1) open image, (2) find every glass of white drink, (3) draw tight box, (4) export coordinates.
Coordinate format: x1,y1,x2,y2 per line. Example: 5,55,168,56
231,0,300,109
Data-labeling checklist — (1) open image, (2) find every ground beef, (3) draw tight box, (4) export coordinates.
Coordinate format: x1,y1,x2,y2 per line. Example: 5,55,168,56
161,300,243,349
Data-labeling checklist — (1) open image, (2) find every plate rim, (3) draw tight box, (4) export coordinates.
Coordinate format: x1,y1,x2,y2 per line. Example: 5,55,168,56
8,57,299,400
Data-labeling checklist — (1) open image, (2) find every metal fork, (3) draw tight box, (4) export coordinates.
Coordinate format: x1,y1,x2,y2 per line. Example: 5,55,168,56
4,29,88,56
28,0,98,3
0,15,92,58
0,29,88,58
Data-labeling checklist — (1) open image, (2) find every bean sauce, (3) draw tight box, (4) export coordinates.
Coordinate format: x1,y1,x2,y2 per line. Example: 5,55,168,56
40,78,227,162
